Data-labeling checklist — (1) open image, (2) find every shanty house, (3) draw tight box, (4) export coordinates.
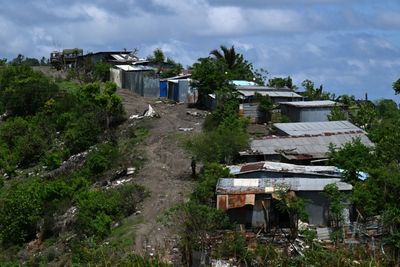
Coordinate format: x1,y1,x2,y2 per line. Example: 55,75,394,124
237,85,303,104
78,51,138,66
216,177,352,227
273,120,365,137
162,75,197,103
280,100,340,122
240,131,373,164
236,85,303,123
110,65,159,98
227,161,342,179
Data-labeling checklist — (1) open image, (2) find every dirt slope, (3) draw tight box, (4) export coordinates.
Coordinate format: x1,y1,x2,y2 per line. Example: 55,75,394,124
117,89,205,261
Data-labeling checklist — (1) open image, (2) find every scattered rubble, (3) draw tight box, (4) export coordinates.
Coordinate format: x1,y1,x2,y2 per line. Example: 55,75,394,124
129,104,159,120
178,127,193,132
53,206,78,234
143,104,158,118
126,167,136,175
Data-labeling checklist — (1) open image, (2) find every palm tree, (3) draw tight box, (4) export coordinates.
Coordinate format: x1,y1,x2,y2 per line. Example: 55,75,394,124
210,45,243,70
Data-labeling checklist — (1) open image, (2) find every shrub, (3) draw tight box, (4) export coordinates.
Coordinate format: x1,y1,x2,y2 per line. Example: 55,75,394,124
0,179,44,245
85,143,118,175
75,184,146,238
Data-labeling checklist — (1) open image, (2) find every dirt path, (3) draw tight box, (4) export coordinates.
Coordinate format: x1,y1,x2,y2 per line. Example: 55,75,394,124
117,89,205,261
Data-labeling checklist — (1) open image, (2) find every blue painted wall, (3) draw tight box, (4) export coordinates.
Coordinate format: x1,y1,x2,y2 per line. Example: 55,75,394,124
160,80,168,97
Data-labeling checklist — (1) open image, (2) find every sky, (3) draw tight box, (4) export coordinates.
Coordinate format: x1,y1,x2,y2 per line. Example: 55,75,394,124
0,0,399,100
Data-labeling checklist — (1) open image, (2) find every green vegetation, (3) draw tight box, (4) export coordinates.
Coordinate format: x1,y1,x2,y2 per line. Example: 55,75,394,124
181,48,400,265
185,98,249,164
275,185,308,240
191,45,261,102
267,76,296,90
147,48,183,78
328,103,348,121
301,79,332,100
393,78,400,95
324,184,346,243
0,65,152,265
327,94,400,264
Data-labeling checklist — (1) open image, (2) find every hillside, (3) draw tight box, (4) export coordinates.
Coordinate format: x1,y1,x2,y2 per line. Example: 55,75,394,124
116,89,205,261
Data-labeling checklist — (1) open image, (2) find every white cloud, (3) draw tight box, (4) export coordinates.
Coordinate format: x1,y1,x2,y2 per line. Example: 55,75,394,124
206,7,247,35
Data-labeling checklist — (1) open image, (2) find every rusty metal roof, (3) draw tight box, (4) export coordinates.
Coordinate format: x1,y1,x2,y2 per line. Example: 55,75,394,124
216,178,352,194
242,132,373,159
274,121,365,136
227,161,341,177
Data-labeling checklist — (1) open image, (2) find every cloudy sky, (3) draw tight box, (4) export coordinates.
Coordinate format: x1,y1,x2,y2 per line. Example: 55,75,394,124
1,0,399,100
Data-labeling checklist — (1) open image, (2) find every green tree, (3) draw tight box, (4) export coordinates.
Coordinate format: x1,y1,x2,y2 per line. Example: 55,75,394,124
94,61,111,82
328,103,348,121
268,76,296,90
0,65,59,116
160,58,183,79
0,58,7,66
191,45,259,102
393,78,400,95
301,79,331,100
185,123,248,164
349,101,377,130
328,138,373,183
147,48,165,74
210,45,244,70
275,185,308,240
0,117,51,170
254,92,274,122
191,163,231,205
324,184,346,244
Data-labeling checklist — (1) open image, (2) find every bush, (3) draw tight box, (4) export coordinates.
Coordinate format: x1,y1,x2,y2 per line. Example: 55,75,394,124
40,149,65,170
85,143,118,176
0,179,44,245
75,184,146,238
0,117,51,170
63,114,102,154
191,163,231,205
0,65,59,116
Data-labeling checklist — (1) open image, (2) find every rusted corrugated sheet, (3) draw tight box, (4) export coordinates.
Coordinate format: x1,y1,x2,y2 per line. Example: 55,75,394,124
240,162,265,173
217,195,228,210
217,194,255,210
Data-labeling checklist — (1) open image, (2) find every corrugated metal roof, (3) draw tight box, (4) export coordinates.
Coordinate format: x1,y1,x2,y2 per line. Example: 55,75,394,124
280,100,337,108
216,178,352,193
238,90,302,98
274,121,365,136
231,80,258,86
114,65,155,71
227,161,341,176
236,85,292,91
243,132,373,159
111,54,126,61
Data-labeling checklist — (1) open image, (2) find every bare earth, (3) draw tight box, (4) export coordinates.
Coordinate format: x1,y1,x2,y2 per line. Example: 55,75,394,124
117,89,205,262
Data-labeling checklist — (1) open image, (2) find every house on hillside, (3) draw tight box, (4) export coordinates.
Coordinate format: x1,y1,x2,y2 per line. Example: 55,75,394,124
110,65,159,98
240,131,373,164
78,51,139,66
227,161,342,179
235,85,303,123
159,74,197,103
216,177,352,227
273,120,365,137
279,100,340,122
236,85,303,104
